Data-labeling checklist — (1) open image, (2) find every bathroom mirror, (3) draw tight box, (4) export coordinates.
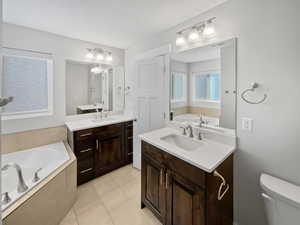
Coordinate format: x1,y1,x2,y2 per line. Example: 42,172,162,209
65,60,125,116
169,38,236,131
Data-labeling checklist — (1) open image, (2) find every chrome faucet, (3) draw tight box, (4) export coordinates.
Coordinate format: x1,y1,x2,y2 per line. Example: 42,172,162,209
2,163,29,193
186,125,194,138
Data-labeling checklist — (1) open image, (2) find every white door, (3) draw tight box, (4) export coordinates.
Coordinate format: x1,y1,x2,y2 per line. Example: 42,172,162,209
133,56,166,169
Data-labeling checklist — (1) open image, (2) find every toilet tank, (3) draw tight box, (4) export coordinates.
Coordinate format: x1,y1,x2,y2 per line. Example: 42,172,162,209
260,174,300,225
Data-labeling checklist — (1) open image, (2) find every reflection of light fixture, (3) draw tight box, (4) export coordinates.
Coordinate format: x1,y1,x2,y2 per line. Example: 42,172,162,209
176,32,186,46
203,19,216,37
91,65,102,74
106,52,113,62
85,48,113,62
188,27,200,42
86,49,94,59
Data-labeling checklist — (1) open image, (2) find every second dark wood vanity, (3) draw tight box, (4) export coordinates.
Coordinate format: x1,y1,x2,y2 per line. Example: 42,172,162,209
141,141,233,225
69,120,133,185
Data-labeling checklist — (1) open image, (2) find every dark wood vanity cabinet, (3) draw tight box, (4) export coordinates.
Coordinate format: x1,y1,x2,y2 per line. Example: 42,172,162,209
72,121,133,185
141,141,233,225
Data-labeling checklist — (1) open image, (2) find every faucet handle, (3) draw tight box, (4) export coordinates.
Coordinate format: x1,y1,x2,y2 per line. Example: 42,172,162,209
33,168,42,183
2,192,11,205
180,126,187,135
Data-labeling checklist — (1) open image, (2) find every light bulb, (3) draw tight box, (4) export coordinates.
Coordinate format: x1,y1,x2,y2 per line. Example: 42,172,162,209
203,21,216,37
96,52,104,61
175,32,186,46
106,53,113,62
86,49,94,59
188,27,200,42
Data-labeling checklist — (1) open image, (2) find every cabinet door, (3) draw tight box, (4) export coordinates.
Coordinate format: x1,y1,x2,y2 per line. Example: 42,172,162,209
166,171,205,225
141,156,166,222
95,135,123,176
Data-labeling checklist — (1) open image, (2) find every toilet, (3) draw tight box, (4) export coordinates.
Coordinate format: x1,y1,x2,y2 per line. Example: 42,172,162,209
260,174,300,225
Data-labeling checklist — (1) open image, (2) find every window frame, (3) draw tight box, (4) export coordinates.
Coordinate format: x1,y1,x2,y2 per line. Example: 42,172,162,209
170,71,187,103
1,50,54,120
191,70,221,104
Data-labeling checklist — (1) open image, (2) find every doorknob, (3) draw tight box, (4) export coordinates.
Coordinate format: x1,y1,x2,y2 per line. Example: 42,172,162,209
0,97,13,107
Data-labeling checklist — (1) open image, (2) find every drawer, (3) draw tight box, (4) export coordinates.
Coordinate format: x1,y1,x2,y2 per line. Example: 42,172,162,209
164,152,206,189
75,139,96,159
125,121,133,128
142,141,164,165
75,128,95,140
96,123,123,137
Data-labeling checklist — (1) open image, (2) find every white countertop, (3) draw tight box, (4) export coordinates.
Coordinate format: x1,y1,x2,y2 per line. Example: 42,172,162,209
77,104,103,111
139,127,235,173
65,115,135,132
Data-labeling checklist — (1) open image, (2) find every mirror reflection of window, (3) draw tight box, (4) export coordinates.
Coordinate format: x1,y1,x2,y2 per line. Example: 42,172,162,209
171,72,186,102
194,72,220,101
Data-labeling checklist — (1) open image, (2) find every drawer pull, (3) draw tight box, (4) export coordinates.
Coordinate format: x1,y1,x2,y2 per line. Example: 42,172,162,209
165,173,169,189
80,133,92,137
80,168,93,174
128,152,133,156
127,136,133,140
160,169,163,186
80,148,93,153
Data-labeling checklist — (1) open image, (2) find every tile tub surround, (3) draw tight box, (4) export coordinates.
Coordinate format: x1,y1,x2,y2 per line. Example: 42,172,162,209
1,126,67,154
3,141,77,225
59,164,161,225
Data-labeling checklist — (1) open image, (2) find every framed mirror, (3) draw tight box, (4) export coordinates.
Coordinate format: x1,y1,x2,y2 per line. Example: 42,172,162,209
65,60,125,116
169,38,236,132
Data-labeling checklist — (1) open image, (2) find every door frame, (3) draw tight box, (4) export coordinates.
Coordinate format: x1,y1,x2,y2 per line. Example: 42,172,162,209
131,44,172,169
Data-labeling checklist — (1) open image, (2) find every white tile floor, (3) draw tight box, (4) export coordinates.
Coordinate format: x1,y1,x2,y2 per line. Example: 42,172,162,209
59,164,161,225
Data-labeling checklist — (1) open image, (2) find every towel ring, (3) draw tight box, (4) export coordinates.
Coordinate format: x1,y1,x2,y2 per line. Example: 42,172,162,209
241,82,267,104
213,170,230,201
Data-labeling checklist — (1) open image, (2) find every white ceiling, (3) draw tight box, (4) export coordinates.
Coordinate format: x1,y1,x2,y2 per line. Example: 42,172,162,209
3,0,226,49
171,45,220,63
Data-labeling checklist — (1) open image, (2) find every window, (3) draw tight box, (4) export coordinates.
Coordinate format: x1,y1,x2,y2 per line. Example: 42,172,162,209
2,48,53,120
193,72,220,101
171,72,187,102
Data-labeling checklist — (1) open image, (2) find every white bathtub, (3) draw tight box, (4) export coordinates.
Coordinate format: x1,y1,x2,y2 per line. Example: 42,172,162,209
1,142,70,211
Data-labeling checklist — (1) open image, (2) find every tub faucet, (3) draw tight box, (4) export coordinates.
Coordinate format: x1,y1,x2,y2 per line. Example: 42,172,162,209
2,163,29,193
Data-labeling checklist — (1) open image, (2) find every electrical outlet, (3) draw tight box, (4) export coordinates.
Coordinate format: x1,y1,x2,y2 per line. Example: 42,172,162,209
242,118,253,131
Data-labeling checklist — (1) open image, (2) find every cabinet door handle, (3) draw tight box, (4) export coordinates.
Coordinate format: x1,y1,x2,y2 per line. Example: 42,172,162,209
127,136,133,140
80,168,93,174
80,133,92,137
165,172,169,189
80,148,93,153
160,169,163,186
96,139,99,151
128,152,133,156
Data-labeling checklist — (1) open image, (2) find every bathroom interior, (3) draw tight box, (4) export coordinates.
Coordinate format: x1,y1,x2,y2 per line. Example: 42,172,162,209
0,1,299,225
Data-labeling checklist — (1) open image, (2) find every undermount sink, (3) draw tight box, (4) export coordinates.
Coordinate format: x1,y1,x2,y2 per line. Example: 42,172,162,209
160,134,203,151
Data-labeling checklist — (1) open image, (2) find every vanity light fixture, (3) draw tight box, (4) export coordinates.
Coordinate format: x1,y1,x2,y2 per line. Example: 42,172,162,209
96,50,104,61
86,48,94,59
106,52,113,62
175,32,186,46
203,18,216,37
85,48,113,62
188,27,200,42
175,17,216,46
